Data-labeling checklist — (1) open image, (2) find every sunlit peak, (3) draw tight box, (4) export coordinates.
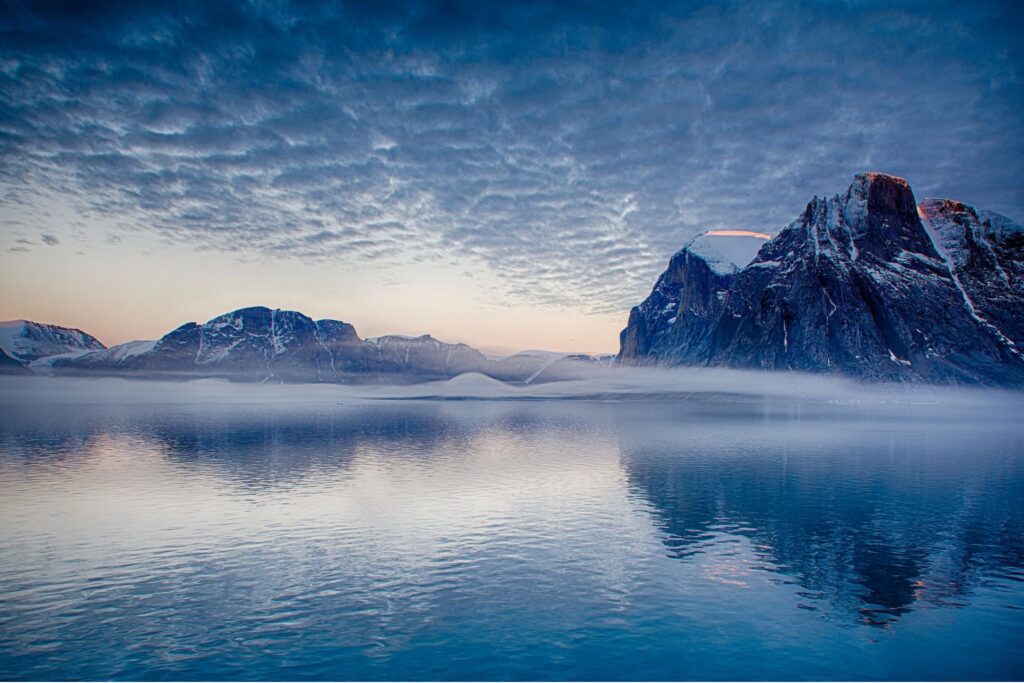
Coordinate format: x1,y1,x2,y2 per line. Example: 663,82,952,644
705,229,772,239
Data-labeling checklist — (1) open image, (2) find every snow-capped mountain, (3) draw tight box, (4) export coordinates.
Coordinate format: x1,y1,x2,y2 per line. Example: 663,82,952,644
53,307,494,383
618,173,1024,386
0,319,105,367
7,307,609,384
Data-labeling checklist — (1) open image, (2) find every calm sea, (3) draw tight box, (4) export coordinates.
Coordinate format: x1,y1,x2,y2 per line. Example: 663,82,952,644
1,380,1022,680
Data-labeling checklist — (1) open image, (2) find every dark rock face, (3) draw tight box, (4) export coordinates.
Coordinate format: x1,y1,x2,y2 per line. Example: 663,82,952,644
314,319,364,378
619,246,737,365
619,173,1024,386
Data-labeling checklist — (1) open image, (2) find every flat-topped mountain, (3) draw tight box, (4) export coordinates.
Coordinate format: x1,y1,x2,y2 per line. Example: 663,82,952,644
619,173,1024,386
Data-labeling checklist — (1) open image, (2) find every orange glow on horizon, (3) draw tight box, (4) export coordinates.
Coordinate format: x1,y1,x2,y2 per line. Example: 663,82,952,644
705,229,772,239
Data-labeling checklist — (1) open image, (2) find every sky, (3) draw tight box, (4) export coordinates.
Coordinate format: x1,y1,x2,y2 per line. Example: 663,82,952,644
1,0,1022,353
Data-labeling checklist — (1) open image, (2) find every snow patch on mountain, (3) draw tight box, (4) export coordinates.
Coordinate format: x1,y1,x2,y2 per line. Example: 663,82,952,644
76,339,158,365
978,209,1024,240
681,231,769,275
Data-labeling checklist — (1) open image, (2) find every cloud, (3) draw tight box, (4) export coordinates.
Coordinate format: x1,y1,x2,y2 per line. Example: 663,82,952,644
1,0,1022,312
40,233,59,246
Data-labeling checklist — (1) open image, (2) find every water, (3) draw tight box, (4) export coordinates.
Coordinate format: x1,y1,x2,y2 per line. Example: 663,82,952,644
1,381,1023,680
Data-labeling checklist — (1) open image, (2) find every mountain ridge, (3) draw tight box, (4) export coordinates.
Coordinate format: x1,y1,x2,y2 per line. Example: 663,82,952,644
618,173,1024,386
5,173,1022,387
38,306,605,385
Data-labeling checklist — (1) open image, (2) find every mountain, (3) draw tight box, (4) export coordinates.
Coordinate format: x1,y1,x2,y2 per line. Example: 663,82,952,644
0,319,106,366
4,307,610,385
53,307,494,383
39,306,621,384
618,173,1024,386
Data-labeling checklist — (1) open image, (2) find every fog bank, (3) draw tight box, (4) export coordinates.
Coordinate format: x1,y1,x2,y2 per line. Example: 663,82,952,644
2,366,1021,414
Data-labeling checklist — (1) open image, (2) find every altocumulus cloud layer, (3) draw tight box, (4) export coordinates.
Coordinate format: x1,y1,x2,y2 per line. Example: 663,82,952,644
1,0,1022,312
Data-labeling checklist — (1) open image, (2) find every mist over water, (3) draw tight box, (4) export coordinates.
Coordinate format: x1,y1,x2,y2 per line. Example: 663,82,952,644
3,365,1019,405
1,375,1022,680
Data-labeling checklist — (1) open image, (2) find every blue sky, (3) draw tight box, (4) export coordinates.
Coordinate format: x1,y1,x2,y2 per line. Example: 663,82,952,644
1,0,1021,350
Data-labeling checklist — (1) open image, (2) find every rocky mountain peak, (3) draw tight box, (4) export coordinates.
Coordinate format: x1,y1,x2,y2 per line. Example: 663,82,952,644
841,172,933,260
851,172,915,210
619,174,1024,386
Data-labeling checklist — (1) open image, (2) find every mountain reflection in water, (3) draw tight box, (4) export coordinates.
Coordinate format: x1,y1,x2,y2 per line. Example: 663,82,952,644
1,394,1022,680
616,403,1024,628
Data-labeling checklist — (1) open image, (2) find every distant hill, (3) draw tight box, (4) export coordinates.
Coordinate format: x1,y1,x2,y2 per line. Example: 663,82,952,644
43,307,606,384
0,319,105,372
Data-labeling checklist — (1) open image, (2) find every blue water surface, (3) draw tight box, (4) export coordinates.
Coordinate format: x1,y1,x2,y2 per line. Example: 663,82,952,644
0,384,1022,680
